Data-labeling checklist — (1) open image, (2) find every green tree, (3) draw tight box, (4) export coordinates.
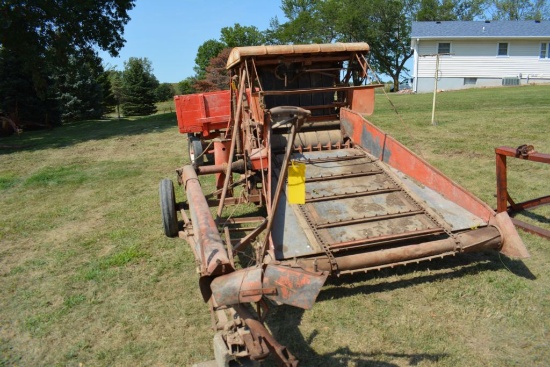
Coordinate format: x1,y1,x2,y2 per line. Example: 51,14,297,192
0,49,59,126
122,57,158,116
453,0,489,20
193,23,268,90
489,0,549,20
100,70,116,115
194,48,231,92
154,83,175,102
267,0,337,44
415,0,487,20
0,0,135,124
56,56,105,122
347,0,413,89
178,77,198,95
416,0,458,20
194,23,269,81
269,0,414,90
194,40,225,79
107,70,124,118
267,0,488,91
220,23,266,48
0,0,134,60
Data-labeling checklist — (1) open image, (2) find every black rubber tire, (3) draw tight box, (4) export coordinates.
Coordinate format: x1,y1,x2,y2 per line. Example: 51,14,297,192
159,179,178,237
188,135,204,167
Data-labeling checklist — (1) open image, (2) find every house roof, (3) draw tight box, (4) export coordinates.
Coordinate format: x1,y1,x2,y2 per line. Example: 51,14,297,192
411,20,550,39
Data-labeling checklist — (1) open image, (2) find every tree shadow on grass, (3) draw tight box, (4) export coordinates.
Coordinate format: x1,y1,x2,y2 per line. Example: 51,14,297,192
260,252,533,366
0,113,178,155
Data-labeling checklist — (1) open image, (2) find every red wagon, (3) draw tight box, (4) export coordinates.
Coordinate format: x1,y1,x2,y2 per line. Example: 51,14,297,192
174,90,231,166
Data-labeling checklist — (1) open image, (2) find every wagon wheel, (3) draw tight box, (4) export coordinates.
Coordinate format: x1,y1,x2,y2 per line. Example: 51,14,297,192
159,178,178,237
188,135,204,167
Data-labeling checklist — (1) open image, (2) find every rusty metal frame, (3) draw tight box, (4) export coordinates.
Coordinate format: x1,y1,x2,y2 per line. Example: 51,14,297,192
167,43,535,366
496,145,550,239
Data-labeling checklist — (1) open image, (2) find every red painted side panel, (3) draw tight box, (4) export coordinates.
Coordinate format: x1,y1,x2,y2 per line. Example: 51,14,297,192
174,90,231,135
347,87,375,116
340,108,495,222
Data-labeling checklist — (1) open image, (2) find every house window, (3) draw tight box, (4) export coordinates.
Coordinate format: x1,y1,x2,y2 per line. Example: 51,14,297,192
464,78,477,85
438,42,451,55
540,43,549,59
497,42,509,56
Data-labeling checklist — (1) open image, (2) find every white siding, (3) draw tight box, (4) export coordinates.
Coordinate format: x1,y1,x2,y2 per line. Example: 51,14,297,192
417,39,550,78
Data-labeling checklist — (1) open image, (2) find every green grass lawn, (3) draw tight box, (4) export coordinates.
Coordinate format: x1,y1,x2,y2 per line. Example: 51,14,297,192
1,85,549,367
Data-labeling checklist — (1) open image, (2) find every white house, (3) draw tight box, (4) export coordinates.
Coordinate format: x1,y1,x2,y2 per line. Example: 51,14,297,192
410,20,550,93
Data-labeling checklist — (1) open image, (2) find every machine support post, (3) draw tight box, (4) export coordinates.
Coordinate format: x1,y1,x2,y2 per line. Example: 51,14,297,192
496,150,508,213
217,68,247,219
259,123,297,262
495,145,550,239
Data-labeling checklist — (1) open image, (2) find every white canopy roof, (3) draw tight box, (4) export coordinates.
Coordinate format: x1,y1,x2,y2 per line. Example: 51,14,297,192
226,42,370,69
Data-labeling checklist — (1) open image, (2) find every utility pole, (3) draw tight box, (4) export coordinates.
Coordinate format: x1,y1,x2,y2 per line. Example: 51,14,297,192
431,53,440,126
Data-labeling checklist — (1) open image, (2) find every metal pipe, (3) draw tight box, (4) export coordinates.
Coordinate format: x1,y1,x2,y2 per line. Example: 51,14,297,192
293,227,502,272
271,129,342,151
182,165,234,276
196,159,247,175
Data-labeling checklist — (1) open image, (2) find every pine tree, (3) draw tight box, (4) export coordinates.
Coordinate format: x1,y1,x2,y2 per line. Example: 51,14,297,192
107,70,124,119
121,58,158,116
100,70,116,115
0,0,135,125
56,56,105,122
154,83,175,102
0,49,60,126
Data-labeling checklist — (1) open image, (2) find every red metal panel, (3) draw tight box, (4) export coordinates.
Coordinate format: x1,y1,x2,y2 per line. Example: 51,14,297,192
340,108,495,222
338,110,529,258
203,90,231,122
174,90,231,135
347,87,375,116
174,94,203,133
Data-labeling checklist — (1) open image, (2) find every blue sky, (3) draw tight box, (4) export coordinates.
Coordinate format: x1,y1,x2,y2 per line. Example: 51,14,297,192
99,1,286,83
